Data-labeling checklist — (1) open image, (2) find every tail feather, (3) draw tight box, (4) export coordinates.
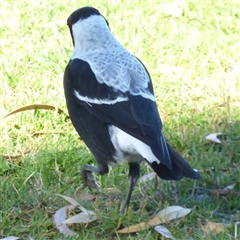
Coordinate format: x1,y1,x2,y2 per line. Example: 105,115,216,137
148,143,202,180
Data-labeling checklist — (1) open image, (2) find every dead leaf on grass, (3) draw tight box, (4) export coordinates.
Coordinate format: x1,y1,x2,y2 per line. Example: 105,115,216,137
0,238,19,240
105,200,118,207
223,183,236,190
63,211,96,224
54,194,97,235
4,104,69,119
139,172,156,183
56,194,96,217
209,189,239,197
234,221,240,238
1,150,31,160
53,205,78,236
149,206,191,225
202,221,225,234
32,131,70,137
205,132,223,144
154,225,176,239
75,192,95,202
118,206,191,233
56,194,80,205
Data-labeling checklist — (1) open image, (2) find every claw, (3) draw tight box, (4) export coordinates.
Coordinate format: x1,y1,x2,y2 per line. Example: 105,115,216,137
82,170,100,190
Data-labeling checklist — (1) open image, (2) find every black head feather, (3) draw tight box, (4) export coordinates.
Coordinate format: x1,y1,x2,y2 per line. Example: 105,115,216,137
67,6,101,27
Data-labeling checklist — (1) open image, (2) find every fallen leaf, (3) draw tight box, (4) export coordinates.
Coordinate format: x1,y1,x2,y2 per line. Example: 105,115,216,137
118,222,149,233
202,221,225,234
118,206,191,233
139,172,156,183
56,194,81,206
117,218,123,230
149,206,191,225
75,192,95,202
154,225,176,240
1,150,31,160
209,189,239,197
63,212,97,224
0,237,19,240
234,221,240,238
105,200,118,207
53,205,78,236
32,131,71,137
4,104,69,118
56,194,96,216
223,183,236,190
205,132,223,144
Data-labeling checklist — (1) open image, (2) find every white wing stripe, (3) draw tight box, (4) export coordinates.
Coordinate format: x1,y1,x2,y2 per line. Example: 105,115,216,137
74,89,128,105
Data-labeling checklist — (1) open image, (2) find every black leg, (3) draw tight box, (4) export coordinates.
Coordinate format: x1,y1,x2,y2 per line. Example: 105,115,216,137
81,163,108,190
121,162,140,213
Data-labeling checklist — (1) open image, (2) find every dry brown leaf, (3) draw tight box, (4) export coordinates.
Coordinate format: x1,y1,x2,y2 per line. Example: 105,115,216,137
205,132,223,144
1,150,31,160
149,206,191,225
117,218,123,230
202,221,225,234
75,192,95,202
209,189,239,197
154,225,176,239
139,172,156,183
32,131,70,137
105,200,118,207
118,222,149,233
4,104,69,118
118,206,191,233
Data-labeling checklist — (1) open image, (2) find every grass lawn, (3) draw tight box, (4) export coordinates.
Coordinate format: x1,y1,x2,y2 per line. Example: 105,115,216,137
0,0,239,239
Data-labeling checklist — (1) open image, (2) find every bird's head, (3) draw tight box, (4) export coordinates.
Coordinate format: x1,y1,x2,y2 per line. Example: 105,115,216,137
67,6,111,52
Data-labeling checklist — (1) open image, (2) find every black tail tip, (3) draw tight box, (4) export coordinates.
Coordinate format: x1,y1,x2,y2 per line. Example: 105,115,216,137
189,170,202,179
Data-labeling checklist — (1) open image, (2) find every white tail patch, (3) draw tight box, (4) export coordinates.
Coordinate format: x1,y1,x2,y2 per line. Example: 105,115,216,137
108,125,160,164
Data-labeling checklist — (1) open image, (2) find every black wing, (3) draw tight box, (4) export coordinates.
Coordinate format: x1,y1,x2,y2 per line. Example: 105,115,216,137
65,58,172,168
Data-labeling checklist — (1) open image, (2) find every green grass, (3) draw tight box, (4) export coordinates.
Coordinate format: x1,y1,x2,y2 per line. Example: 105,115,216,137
0,0,239,239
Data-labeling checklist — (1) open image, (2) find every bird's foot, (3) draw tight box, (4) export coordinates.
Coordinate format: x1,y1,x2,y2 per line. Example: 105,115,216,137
82,170,100,191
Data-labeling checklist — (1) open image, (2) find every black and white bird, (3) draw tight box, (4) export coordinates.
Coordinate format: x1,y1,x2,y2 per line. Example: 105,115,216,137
64,6,201,212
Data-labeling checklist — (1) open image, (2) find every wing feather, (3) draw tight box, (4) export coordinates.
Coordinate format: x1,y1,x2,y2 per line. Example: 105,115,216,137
68,58,172,168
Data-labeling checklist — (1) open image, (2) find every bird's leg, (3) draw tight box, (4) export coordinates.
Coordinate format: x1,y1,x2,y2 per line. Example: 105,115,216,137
121,162,140,213
81,163,108,190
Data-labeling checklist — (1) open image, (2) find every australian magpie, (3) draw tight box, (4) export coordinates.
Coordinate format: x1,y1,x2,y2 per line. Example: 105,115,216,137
64,6,201,212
